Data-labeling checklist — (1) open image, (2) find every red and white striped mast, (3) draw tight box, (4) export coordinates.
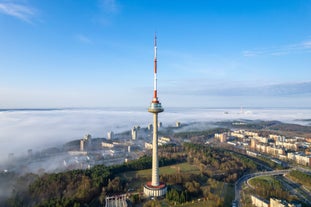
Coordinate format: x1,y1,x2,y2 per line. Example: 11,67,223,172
153,34,159,103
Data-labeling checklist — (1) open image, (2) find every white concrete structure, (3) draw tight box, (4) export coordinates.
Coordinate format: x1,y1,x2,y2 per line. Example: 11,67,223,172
131,127,137,140
107,131,114,140
143,34,167,197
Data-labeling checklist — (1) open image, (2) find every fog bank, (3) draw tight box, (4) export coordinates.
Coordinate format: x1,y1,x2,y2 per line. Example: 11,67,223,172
0,107,310,164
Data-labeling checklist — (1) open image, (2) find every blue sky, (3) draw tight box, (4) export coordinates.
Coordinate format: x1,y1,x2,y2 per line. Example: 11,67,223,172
1,0,311,108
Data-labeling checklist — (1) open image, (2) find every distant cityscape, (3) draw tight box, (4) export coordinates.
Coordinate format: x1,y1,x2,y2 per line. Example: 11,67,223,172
2,122,175,174
216,127,311,207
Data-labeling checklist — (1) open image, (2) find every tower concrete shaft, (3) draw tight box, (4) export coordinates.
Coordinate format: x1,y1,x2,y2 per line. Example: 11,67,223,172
151,112,159,186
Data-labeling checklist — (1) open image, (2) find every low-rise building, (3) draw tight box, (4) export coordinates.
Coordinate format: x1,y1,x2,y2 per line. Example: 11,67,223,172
251,195,301,207
270,198,301,207
102,142,114,148
251,195,269,207
158,137,171,146
145,142,153,149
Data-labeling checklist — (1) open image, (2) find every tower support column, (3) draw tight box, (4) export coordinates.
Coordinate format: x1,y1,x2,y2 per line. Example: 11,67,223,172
152,113,159,186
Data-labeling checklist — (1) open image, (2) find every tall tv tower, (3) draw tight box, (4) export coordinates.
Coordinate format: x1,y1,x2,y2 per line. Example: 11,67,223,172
143,34,167,197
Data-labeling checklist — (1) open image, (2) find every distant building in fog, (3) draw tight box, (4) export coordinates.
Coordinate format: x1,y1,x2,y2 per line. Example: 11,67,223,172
102,141,114,148
132,127,138,140
158,122,162,128
176,121,181,127
28,149,33,158
148,124,153,131
80,134,92,151
8,153,14,161
107,131,114,140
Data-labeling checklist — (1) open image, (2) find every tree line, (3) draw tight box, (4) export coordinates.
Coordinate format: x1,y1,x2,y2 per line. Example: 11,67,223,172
5,155,183,207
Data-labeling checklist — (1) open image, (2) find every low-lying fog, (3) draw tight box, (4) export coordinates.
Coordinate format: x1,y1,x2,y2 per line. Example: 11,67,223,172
0,107,310,164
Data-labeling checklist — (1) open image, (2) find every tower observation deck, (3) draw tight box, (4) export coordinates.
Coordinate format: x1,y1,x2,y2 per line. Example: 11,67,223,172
143,34,167,197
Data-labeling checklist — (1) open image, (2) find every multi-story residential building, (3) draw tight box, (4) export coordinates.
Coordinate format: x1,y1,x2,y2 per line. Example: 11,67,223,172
287,152,311,166
231,130,245,139
215,133,227,143
275,141,298,150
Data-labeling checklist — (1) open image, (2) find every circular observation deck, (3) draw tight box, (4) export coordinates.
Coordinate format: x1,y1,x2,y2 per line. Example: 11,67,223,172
148,102,164,113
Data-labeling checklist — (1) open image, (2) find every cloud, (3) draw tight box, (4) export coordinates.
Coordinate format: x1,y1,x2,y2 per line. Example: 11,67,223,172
163,80,311,97
210,81,311,96
100,0,119,13
302,41,311,48
75,34,93,44
0,2,36,23
243,40,311,57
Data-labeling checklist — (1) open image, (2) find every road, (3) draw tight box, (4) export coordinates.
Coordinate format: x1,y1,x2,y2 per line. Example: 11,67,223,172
276,175,311,206
234,169,291,207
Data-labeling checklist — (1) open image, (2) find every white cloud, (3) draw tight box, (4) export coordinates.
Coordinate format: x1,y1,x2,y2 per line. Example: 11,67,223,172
243,39,311,57
0,2,36,23
76,34,93,44
302,41,311,48
100,0,119,13
182,80,311,96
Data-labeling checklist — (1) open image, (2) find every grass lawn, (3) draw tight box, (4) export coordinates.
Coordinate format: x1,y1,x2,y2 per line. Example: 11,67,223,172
248,175,277,187
116,162,200,191
117,162,234,206
117,162,201,188
136,162,201,177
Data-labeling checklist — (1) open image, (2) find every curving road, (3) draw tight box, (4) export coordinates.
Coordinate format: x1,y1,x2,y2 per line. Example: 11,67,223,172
275,175,311,206
234,169,291,207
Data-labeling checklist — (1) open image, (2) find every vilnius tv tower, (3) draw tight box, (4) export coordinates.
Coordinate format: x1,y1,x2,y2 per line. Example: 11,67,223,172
143,34,167,197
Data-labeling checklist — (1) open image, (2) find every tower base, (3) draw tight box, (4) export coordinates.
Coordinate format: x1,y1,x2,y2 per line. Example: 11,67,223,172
143,182,167,197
